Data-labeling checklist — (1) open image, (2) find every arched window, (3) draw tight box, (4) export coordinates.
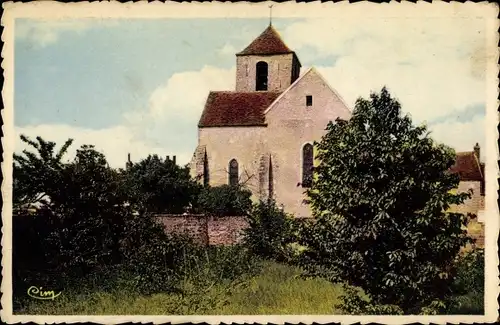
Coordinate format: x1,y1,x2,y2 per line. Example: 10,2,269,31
203,150,209,187
229,159,239,186
256,61,268,91
302,144,314,188
268,156,274,201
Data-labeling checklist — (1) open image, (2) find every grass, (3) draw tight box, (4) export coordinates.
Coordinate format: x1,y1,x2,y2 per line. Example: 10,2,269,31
16,261,346,315
14,249,485,315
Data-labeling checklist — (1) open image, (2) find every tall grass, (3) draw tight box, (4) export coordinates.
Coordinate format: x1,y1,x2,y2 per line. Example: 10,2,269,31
16,260,345,315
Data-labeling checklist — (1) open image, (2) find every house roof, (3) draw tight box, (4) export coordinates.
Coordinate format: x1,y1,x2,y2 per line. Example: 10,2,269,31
449,151,483,181
198,91,282,127
236,25,294,56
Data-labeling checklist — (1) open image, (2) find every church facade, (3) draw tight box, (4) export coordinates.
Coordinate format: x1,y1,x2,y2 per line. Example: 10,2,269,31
190,24,351,218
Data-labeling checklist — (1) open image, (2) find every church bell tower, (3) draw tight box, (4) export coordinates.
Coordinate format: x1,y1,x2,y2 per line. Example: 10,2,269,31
235,24,301,92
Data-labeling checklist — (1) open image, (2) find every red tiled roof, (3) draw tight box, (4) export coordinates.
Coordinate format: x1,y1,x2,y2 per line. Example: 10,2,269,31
237,25,293,56
449,151,483,181
198,91,282,127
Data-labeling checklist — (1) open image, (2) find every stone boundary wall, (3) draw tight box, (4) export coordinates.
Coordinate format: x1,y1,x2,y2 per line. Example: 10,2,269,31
155,214,249,246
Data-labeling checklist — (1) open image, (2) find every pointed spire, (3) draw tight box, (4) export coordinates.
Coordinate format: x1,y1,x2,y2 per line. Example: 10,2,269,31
237,24,293,56
269,4,273,26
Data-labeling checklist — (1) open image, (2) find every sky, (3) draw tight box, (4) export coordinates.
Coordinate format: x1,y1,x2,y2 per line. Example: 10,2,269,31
14,16,489,168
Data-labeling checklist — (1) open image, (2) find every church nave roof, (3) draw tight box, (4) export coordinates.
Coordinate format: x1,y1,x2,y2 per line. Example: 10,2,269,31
198,91,282,127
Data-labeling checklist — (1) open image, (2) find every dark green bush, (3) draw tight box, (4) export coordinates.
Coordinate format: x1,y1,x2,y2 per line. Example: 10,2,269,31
336,284,404,315
450,248,484,295
197,184,252,216
445,248,484,314
243,200,296,261
118,213,200,295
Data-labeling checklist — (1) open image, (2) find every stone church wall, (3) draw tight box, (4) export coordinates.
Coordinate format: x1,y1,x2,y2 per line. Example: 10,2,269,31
198,126,267,196
155,214,248,246
264,68,352,218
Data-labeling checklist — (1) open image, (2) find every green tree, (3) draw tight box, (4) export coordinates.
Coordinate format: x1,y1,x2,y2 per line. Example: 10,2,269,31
13,136,192,296
299,88,472,313
13,135,73,210
13,137,130,275
122,155,201,214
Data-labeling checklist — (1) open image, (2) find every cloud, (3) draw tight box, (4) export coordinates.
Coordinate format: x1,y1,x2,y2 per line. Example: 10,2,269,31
14,124,190,169
282,17,490,123
427,114,486,161
218,43,238,56
123,65,236,158
15,65,236,169
15,19,118,48
147,65,235,120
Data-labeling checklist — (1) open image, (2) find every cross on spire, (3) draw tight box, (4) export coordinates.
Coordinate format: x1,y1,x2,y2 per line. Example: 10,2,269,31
269,4,273,26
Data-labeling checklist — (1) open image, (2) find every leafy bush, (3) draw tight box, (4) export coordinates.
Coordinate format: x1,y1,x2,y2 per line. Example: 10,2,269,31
336,284,404,315
445,248,484,314
243,200,297,261
450,248,484,295
122,154,201,214
12,136,195,298
300,88,472,313
118,214,200,295
197,184,252,216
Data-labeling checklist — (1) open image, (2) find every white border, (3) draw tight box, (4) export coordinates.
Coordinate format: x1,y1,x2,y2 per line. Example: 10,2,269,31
1,1,499,324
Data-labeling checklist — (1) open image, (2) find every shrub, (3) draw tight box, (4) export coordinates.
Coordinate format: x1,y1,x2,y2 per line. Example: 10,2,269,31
336,284,404,315
197,184,252,216
243,200,297,261
118,213,199,295
450,248,484,295
445,248,484,314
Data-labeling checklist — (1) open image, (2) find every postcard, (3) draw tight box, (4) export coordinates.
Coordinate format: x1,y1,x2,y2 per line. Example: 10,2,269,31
1,1,499,324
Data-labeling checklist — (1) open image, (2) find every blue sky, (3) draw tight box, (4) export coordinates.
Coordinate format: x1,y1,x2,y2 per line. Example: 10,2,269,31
14,17,489,167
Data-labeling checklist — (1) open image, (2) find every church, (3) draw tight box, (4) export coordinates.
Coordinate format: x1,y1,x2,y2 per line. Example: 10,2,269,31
189,24,351,218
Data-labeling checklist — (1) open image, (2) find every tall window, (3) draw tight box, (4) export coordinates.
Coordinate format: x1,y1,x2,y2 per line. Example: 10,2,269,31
203,150,209,187
302,144,314,188
268,156,274,201
229,159,239,186
256,61,268,91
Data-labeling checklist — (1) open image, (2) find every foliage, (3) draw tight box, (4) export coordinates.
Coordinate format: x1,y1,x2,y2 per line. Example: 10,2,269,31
13,135,73,210
122,154,201,214
445,248,484,314
243,200,297,261
13,138,127,278
12,136,187,297
450,248,484,295
336,284,404,315
197,184,252,216
299,87,472,313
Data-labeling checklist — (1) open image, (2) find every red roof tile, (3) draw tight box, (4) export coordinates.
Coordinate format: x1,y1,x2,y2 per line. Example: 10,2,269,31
449,151,483,181
237,25,293,56
198,91,282,127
